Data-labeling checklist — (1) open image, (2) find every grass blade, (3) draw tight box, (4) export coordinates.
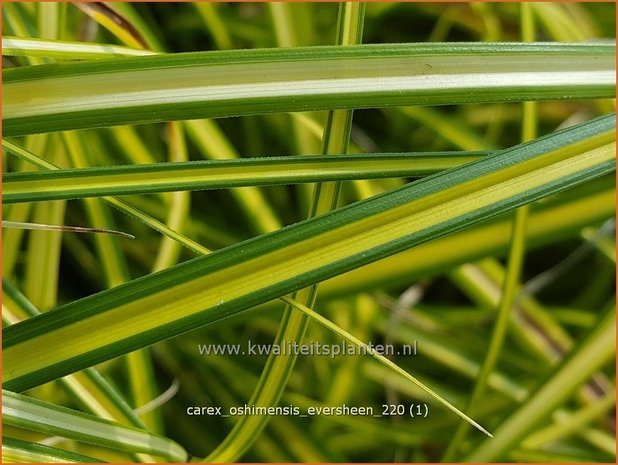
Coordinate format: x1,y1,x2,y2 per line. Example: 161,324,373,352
4,43,614,136
281,295,492,437
2,437,104,463
1,138,210,255
3,114,615,392
2,220,135,239
2,152,487,203
2,390,187,462
2,36,154,59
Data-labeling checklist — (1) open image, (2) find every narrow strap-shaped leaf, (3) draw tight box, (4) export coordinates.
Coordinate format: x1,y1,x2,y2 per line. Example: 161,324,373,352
319,179,615,299
280,296,492,437
2,390,187,462
1,437,105,463
3,43,614,136
2,278,146,429
2,35,154,59
3,114,615,392
1,220,134,238
1,138,210,255
2,152,487,203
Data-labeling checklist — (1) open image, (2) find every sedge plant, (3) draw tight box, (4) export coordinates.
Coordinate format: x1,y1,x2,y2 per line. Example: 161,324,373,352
2,2,616,463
